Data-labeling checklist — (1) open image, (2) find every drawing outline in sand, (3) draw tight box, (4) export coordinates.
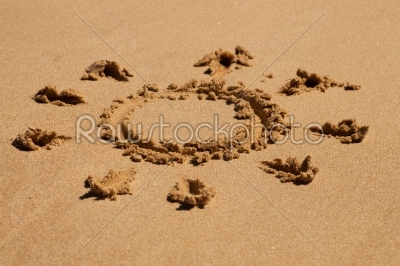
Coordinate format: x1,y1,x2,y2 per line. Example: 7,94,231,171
88,77,288,165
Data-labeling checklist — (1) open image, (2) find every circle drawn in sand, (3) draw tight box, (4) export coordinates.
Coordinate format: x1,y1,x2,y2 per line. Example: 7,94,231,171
97,78,289,165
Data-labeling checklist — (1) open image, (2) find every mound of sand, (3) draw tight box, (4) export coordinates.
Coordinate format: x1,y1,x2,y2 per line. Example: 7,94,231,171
86,168,136,200
168,178,216,208
194,45,253,77
81,60,133,81
34,85,85,106
261,155,319,184
279,68,346,95
309,119,369,144
12,127,71,151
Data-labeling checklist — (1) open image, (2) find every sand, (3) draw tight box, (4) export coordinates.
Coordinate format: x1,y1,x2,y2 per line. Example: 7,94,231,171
1,1,399,265
85,168,136,200
12,127,72,151
194,45,254,76
168,178,216,209
261,155,319,184
279,68,346,95
309,119,369,144
81,60,133,81
34,85,86,106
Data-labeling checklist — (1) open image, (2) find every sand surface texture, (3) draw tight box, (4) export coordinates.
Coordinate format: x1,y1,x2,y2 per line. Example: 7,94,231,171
1,1,399,265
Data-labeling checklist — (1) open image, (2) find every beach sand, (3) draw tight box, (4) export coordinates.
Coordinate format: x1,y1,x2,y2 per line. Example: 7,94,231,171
1,1,399,265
